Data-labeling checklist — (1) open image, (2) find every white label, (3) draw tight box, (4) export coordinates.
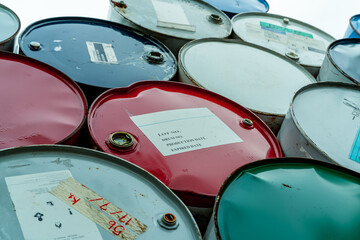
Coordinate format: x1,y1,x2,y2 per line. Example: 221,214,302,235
5,171,103,240
152,0,196,32
86,42,118,64
130,108,243,156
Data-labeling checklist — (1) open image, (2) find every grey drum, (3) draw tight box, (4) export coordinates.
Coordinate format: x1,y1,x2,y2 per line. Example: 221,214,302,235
0,3,20,51
318,38,360,85
231,12,335,77
108,0,232,56
278,82,360,173
0,145,201,240
178,38,316,133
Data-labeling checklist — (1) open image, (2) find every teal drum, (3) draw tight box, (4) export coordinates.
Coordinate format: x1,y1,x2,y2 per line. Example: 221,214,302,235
205,158,360,240
0,3,20,51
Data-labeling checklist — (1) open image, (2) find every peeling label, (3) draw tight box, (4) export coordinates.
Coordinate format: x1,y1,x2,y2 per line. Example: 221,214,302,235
86,41,118,64
152,0,196,32
130,108,243,156
349,127,360,163
245,22,326,54
51,177,147,239
5,171,103,240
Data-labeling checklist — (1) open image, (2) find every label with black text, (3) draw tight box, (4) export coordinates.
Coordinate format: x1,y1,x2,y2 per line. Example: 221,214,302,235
130,108,243,156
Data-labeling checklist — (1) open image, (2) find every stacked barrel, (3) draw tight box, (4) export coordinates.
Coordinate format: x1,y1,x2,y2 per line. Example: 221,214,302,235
1,0,360,239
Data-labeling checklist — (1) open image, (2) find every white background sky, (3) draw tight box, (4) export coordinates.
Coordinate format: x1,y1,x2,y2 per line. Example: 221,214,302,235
1,0,359,39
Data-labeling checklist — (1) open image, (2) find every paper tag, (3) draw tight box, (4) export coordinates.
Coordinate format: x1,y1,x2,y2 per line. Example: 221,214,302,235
5,171,103,240
51,177,147,240
245,22,326,54
86,42,118,64
349,127,360,163
152,0,196,32
130,108,243,156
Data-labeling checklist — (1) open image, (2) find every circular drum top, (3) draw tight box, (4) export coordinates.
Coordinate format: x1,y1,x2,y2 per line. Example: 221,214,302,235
179,39,315,116
329,39,360,83
290,83,360,172
19,17,177,89
201,0,269,17
215,159,360,240
88,81,282,206
0,145,200,240
0,51,86,149
0,3,20,44
232,12,335,69
110,0,232,40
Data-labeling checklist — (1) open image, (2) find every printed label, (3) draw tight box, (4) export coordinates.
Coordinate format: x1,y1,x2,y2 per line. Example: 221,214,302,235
260,21,313,38
51,178,147,240
5,171,103,240
130,108,243,156
152,0,196,32
86,42,118,64
245,22,326,54
349,127,360,163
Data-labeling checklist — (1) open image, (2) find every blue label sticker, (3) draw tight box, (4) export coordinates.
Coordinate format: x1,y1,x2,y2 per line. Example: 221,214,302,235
349,127,360,163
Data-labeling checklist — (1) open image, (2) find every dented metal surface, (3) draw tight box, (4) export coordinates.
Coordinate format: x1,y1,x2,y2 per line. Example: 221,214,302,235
318,38,360,85
0,3,20,52
0,145,201,239
19,17,177,103
344,14,360,38
231,12,335,76
178,38,316,133
205,158,360,239
108,0,232,55
88,80,282,209
278,82,360,173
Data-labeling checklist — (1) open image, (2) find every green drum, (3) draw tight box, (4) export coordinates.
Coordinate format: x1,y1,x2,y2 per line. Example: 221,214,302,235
205,158,360,239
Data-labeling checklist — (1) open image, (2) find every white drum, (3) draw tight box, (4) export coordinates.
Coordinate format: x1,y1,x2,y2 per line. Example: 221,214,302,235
278,82,360,173
318,38,360,85
231,12,335,76
108,0,232,56
178,38,316,133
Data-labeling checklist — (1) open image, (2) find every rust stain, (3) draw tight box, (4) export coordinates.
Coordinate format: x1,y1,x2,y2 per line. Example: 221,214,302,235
282,184,292,189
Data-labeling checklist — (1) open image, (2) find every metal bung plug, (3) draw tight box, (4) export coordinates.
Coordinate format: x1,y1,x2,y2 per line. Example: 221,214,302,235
283,18,290,24
29,41,41,51
109,132,134,149
208,14,223,24
241,119,254,129
286,51,300,61
145,51,164,64
159,213,179,230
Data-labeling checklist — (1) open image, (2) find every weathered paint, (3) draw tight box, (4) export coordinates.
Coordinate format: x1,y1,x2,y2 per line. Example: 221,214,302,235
88,81,282,208
178,38,316,134
108,0,232,56
0,3,20,52
278,82,360,173
0,51,87,149
344,14,360,38
0,145,201,239
231,12,335,77
205,158,360,239
201,0,269,18
318,38,360,85
19,17,177,103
